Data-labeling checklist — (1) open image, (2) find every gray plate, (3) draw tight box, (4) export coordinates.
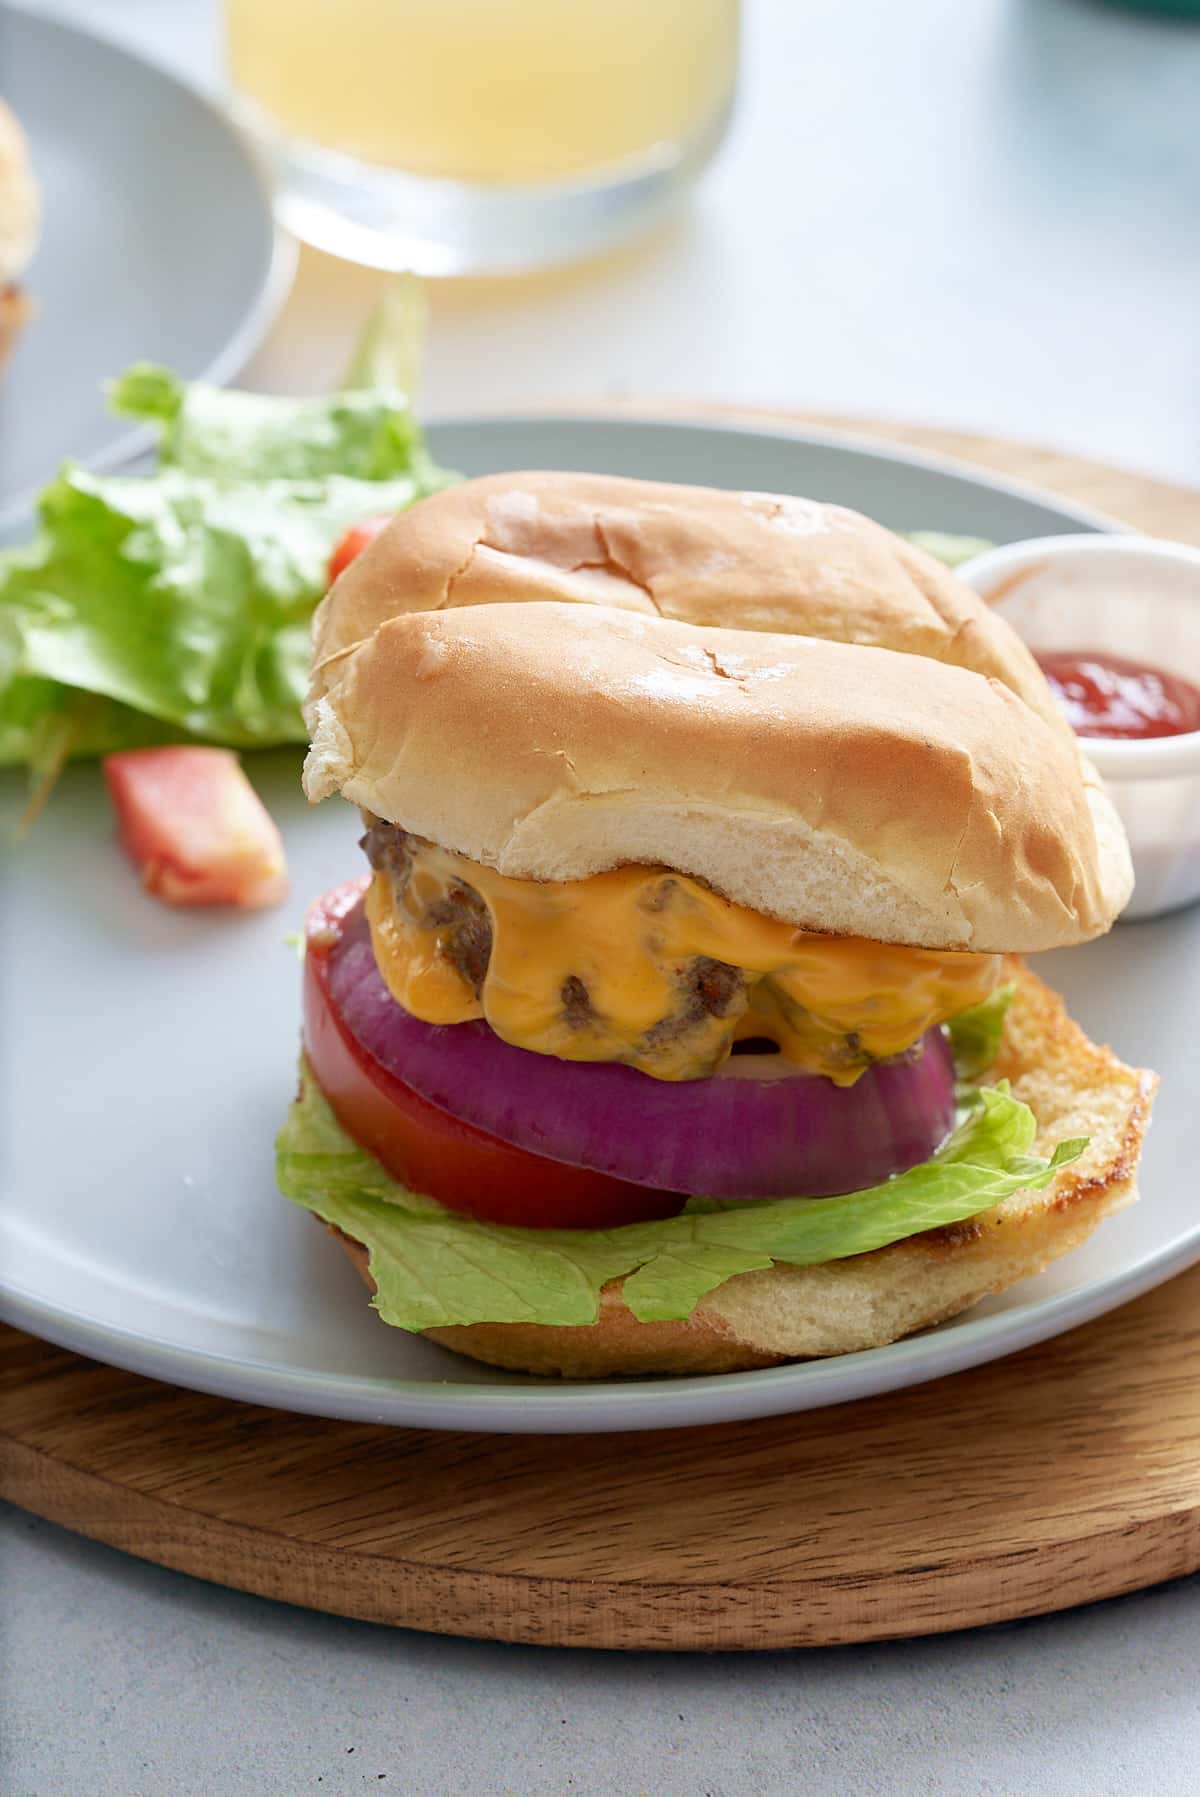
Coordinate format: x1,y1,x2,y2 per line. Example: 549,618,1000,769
0,4,292,521
1,415,1194,1434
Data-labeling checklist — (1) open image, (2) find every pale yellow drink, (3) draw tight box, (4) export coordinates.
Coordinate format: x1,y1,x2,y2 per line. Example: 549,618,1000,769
225,0,738,185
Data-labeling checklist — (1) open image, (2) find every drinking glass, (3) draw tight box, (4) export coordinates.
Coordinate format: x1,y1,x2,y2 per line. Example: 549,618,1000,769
224,0,740,274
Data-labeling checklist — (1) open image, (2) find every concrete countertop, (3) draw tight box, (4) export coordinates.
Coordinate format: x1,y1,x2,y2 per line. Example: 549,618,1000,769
3,1506,1199,1794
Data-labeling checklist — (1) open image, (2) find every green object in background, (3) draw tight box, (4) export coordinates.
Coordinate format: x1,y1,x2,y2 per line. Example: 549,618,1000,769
1105,0,1200,15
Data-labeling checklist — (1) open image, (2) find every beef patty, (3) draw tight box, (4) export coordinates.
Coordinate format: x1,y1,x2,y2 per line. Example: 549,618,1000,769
359,817,747,1050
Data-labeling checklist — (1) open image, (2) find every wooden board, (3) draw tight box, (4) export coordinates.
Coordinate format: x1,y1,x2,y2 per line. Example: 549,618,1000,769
4,1271,1200,1650
3,420,1198,1651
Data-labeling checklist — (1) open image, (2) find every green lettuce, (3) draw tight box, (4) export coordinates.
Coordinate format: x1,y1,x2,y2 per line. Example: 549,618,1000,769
0,356,450,781
276,1062,1085,1333
109,363,444,488
0,462,435,762
906,530,994,569
946,982,1017,1081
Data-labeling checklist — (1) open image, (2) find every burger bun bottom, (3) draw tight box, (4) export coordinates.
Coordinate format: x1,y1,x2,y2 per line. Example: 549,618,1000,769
332,961,1154,1379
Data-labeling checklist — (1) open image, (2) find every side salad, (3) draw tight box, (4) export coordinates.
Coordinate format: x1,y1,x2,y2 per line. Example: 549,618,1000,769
0,301,451,811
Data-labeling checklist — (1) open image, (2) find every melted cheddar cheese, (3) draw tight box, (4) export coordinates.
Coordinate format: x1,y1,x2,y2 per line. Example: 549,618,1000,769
364,839,1002,1084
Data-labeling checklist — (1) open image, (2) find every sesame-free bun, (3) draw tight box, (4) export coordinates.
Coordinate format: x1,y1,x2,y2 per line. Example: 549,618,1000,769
311,472,1065,727
333,959,1156,1377
306,595,1130,953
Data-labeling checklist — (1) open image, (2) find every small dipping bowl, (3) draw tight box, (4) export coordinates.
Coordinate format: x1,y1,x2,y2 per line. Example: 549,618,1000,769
956,534,1200,922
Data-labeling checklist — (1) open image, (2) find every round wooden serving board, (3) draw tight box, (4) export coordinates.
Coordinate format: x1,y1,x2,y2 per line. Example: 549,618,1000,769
3,419,1198,1652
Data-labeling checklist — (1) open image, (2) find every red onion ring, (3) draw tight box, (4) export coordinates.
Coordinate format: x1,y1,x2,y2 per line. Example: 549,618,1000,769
328,896,956,1200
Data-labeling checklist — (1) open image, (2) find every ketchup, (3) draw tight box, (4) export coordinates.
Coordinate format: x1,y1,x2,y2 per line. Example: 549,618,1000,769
1035,649,1200,741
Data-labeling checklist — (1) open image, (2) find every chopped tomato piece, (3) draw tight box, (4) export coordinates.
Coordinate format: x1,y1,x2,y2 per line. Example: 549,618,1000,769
327,515,390,586
103,747,287,909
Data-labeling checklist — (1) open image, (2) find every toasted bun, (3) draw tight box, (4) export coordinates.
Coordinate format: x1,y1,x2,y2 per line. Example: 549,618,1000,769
311,472,1064,727
334,960,1156,1377
0,99,39,289
307,597,1130,951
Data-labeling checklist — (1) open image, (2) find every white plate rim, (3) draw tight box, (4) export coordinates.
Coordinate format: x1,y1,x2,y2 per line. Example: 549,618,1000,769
2,1217,1198,1434
425,407,1130,534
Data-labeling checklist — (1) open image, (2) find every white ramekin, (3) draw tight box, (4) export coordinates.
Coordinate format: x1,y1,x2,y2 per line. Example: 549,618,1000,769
956,534,1200,923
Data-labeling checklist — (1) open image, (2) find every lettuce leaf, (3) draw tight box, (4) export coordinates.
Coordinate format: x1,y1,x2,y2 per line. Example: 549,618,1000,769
109,363,445,488
276,1062,1085,1333
946,982,1016,1080
0,365,451,775
340,275,428,398
0,463,433,761
906,530,995,568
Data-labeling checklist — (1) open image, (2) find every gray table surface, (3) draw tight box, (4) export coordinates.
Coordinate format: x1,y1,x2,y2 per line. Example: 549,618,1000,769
4,1,1200,1792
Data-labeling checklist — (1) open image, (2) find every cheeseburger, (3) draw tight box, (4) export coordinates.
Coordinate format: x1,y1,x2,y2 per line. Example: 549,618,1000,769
278,473,1156,1377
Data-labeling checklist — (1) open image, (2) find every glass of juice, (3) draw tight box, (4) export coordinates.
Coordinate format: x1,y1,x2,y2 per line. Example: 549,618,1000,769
224,0,739,275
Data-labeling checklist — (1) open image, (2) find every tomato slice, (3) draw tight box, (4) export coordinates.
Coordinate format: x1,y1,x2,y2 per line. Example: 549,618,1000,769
103,747,287,909
327,515,391,587
303,883,682,1229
